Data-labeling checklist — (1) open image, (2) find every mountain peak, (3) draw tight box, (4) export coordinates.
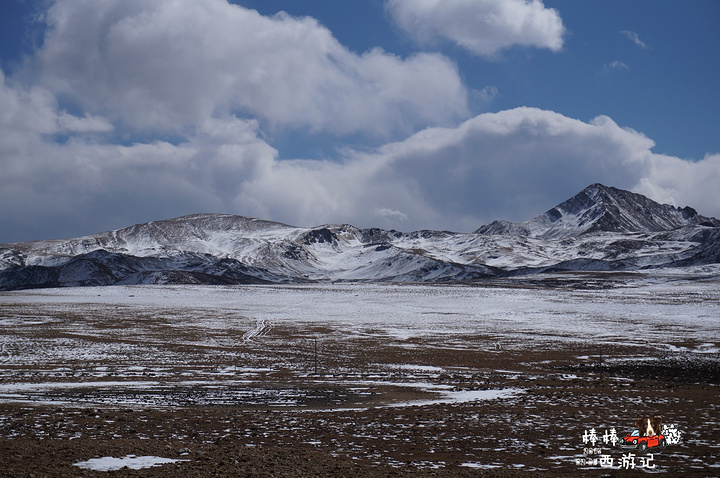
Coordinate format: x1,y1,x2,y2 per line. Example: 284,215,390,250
112,213,294,244
477,184,719,238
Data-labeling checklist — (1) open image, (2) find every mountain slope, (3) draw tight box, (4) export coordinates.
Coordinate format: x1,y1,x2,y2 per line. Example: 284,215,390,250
1,185,718,290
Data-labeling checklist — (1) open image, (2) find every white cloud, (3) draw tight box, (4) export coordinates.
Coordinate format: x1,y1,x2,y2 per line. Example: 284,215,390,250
30,0,468,138
374,208,409,222
0,66,277,240
609,60,629,70
387,0,565,57
2,69,719,242
621,30,648,49
1,1,717,243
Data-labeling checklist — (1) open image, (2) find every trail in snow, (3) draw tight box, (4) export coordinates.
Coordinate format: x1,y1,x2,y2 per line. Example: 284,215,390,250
241,317,272,342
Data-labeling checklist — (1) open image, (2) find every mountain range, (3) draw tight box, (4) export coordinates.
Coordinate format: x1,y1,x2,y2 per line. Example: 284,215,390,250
1,183,719,290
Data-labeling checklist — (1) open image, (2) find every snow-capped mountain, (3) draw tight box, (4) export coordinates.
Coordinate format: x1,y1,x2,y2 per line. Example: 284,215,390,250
475,183,718,238
1,184,718,290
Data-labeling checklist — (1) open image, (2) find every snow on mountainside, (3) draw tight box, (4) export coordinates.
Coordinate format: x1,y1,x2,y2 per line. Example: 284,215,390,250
1,184,719,290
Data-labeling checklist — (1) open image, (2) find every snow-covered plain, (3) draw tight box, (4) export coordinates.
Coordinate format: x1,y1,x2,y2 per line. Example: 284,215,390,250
4,269,719,346
1,268,718,407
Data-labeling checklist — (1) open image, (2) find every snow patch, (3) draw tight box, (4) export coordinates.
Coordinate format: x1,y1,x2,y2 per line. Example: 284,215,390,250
392,364,445,372
460,462,502,469
391,388,524,408
73,455,187,471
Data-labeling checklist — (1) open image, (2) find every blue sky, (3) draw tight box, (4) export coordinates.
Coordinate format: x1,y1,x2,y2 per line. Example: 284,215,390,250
1,0,719,243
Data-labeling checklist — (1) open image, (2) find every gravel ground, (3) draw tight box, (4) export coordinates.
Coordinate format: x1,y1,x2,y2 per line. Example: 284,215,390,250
2,345,717,476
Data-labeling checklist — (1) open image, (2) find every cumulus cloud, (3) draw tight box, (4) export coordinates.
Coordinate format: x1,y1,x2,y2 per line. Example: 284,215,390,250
1,1,717,243
226,109,718,232
327,108,658,230
0,92,277,239
30,0,468,137
2,64,719,242
387,0,565,56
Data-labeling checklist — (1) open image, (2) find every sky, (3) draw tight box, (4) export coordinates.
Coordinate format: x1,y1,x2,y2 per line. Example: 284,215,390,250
1,0,719,243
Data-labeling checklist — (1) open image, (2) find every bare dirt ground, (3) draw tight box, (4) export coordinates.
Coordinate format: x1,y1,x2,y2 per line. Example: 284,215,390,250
1,279,719,476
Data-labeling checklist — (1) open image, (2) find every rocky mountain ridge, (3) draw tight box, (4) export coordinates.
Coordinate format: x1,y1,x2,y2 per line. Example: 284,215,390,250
1,184,719,290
